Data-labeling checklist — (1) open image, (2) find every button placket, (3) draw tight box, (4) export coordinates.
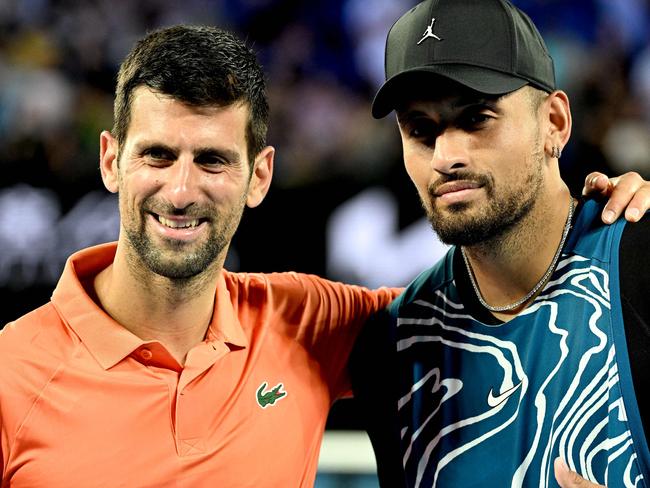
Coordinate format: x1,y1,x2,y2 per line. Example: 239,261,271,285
173,344,222,453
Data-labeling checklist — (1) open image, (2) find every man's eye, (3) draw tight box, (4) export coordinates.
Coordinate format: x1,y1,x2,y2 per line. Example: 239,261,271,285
408,121,436,140
144,148,173,160
470,114,489,124
195,155,224,166
460,112,492,129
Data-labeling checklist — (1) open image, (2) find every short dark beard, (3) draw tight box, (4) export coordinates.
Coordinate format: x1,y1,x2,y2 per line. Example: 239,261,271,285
424,148,544,246
125,197,245,281
126,225,224,280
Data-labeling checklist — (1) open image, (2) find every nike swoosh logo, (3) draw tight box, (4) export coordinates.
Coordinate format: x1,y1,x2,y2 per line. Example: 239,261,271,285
486,381,522,408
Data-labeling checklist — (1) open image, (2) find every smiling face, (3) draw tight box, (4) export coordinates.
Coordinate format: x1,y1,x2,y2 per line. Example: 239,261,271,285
100,87,273,281
397,83,548,246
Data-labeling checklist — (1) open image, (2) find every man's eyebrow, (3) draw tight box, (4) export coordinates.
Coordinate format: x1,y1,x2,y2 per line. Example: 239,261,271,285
134,141,176,152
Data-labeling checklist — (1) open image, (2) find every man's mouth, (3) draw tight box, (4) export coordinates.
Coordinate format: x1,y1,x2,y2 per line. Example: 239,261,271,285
153,213,206,229
432,180,482,197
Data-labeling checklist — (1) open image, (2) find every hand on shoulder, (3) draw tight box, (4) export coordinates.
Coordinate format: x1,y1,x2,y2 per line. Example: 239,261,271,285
582,171,650,224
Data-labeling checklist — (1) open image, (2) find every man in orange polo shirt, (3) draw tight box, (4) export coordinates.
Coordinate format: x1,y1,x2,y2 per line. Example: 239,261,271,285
0,25,399,487
0,24,647,488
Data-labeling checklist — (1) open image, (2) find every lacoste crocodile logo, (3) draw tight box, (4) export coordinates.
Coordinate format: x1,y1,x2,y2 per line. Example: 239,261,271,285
487,381,522,408
256,382,287,409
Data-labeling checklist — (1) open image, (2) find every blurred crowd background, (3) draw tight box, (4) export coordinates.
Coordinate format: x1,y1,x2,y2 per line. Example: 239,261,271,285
1,0,650,483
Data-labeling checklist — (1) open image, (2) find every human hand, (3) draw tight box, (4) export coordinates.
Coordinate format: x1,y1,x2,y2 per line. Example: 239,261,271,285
582,171,650,224
554,458,606,488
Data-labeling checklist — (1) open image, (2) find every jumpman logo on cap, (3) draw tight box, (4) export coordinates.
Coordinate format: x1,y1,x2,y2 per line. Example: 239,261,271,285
417,17,442,45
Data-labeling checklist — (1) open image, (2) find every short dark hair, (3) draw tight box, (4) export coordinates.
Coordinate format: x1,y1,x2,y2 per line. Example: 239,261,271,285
113,25,269,165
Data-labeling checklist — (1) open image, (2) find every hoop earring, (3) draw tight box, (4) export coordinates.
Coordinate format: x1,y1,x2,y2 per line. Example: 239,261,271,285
552,146,562,159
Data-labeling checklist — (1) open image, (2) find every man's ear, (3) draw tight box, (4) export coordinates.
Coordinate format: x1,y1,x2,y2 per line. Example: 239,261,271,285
246,145,274,208
543,90,572,159
99,130,120,193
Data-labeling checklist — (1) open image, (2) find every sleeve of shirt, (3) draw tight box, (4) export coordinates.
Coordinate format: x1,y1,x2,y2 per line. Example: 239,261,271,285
1,325,8,480
619,215,650,442
261,272,402,401
1,324,10,481
348,301,408,487
1,408,4,481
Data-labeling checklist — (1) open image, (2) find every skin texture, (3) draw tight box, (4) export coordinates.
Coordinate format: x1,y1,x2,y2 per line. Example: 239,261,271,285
95,86,274,364
108,88,255,283
397,84,573,319
397,86,548,247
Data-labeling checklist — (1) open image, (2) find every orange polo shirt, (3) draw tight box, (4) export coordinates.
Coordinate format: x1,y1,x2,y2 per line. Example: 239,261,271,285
0,243,398,487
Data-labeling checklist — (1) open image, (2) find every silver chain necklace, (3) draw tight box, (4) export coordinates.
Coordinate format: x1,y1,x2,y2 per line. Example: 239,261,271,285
460,197,575,313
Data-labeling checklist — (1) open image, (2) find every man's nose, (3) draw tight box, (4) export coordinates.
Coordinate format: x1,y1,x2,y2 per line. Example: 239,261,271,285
431,128,468,173
166,157,199,209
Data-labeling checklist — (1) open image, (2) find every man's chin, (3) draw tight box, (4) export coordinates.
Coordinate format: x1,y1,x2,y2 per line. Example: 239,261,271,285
156,235,201,251
428,213,498,247
127,235,218,279
144,253,216,280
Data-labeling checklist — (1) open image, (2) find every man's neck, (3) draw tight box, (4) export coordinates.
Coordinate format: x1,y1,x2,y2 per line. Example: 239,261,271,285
93,245,221,366
461,190,574,322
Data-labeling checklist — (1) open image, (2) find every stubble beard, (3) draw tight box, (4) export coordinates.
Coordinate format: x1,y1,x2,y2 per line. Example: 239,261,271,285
424,144,545,247
124,196,246,282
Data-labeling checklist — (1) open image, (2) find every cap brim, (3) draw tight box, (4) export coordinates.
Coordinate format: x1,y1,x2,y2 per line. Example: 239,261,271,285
371,65,529,119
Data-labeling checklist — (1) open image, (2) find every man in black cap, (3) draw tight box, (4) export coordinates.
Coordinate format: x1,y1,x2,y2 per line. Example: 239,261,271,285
350,1,649,487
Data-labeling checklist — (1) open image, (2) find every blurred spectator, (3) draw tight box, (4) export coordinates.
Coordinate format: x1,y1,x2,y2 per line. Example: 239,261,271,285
1,0,649,319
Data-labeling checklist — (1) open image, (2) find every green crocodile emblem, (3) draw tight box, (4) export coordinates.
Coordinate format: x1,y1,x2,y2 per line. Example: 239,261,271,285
256,382,287,409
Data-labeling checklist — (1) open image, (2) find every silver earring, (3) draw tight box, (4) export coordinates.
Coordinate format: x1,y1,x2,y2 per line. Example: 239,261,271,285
552,146,562,159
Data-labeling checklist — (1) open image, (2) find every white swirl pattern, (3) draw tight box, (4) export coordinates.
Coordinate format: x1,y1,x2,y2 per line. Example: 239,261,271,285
395,254,646,488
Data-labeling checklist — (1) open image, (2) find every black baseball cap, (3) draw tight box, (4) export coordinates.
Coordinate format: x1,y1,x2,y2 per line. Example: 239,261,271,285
371,0,556,118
